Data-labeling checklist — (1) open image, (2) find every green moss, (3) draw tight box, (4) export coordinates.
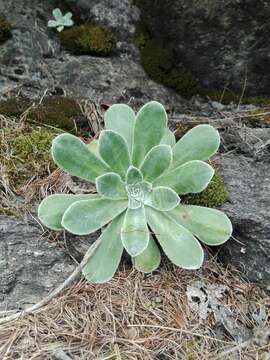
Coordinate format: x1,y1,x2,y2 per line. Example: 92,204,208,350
186,171,227,208
59,23,113,55
0,125,60,189
134,25,200,99
0,96,83,133
206,89,270,106
0,15,11,43
0,97,30,117
28,96,82,132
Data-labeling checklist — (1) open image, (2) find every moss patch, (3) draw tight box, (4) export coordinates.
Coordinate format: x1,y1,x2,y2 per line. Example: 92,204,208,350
0,124,60,190
59,23,113,55
0,96,86,133
134,24,201,99
28,96,83,132
0,97,30,117
206,89,270,106
0,15,11,43
185,172,227,208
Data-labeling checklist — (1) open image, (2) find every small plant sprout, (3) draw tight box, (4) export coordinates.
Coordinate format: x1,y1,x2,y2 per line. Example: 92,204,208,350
48,8,73,32
38,101,232,283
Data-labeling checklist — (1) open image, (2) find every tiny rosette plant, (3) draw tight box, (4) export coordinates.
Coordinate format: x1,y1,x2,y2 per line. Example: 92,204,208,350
48,8,73,32
38,101,232,283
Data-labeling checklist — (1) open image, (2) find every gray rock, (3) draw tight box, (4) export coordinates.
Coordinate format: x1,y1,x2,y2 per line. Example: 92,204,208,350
0,215,98,310
218,127,270,286
137,0,270,95
0,0,186,110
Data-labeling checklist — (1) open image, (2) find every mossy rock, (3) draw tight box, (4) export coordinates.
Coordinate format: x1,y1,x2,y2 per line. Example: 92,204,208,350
185,172,227,208
135,26,200,99
28,96,83,132
0,15,11,43
0,124,60,190
59,23,113,55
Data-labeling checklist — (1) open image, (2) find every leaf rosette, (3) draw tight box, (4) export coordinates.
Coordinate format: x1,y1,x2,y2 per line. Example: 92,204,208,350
38,101,232,283
48,8,74,32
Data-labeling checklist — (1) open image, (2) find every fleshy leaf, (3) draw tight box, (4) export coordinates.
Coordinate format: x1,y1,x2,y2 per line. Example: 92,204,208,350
121,206,149,256
132,101,167,167
38,194,100,231
104,104,135,153
134,234,161,273
146,207,204,269
57,25,64,32
64,12,73,19
99,130,131,179
126,166,143,185
160,128,176,147
140,144,172,182
52,133,110,182
96,172,127,199
172,125,220,168
168,205,232,245
52,8,62,19
62,198,127,235
145,186,180,211
82,213,124,283
48,20,58,27
63,18,73,26
87,139,100,158
154,160,214,194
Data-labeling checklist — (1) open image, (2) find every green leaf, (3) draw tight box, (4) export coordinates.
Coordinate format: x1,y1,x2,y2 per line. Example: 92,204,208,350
140,144,172,182
168,205,232,245
160,128,176,147
38,194,100,231
154,160,214,194
87,139,100,158
145,186,180,211
99,130,131,179
146,207,204,269
52,133,110,182
121,206,149,256
48,20,58,27
82,213,124,283
172,124,220,168
53,8,62,19
132,101,167,167
134,234,161,273
126,166,143,185
104,104,135,153
62,198,127,235
96,172,127,199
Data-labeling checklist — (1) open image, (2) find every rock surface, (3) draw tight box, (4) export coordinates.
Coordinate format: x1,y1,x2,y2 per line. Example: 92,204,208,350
0,215,73,310
137,0,270,95
218,126,270,286
0,214,99,310
0,0,185,109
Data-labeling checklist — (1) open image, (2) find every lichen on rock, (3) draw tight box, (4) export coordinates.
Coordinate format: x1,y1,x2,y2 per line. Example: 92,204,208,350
59,23,113,55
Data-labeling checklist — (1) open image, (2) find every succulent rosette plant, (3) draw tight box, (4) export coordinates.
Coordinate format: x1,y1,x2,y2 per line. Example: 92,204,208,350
48,8,73,32
38,101,232,283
